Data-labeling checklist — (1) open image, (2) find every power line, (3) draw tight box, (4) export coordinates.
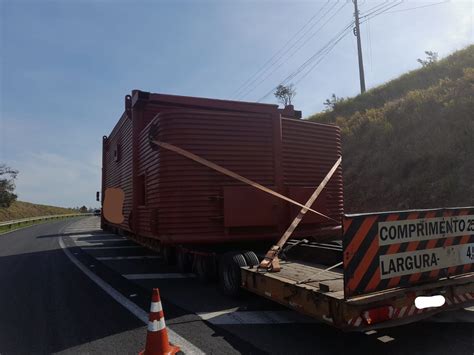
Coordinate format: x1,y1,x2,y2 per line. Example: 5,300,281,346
384,0,450,14
360,0,404,20
257,22,354,101
257,21,355,102
251,0,408,100
367,17,373,74
231,0,333,99
251,0,451,105
238,1,349,100
294,25,354,86
359,0,391,16
235,1,342,100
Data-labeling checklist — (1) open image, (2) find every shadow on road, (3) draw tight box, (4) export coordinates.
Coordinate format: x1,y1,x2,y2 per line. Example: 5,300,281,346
0,247,145,354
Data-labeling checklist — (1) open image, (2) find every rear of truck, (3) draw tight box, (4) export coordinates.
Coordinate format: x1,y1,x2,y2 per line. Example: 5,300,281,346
241,206,474,330
342,206,474,329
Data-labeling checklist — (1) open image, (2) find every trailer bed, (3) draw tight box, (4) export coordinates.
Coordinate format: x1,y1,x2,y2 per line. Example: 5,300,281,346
241,260,474,331
247,260,345,297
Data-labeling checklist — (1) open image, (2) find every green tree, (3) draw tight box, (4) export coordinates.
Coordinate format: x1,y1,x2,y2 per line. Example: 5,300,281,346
323,93,343,111
274,84,296,107
0,164,19,208
79,205,88,213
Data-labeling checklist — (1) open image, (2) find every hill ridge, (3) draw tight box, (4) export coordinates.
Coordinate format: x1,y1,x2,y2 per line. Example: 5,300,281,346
308,45,474,213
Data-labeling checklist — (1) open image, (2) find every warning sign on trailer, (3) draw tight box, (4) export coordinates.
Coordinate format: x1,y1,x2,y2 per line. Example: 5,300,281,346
343,208,474,297
380,243,474,279
378,215,474,246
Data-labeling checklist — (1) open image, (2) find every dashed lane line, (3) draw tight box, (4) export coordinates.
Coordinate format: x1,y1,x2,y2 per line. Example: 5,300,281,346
68,234,124,238
377,335,395,343
74,240,130,245
124,273,195,280
197,309,317,325
65,230,103,233
81,246,144,250
59,236,203,354
97,256,161,260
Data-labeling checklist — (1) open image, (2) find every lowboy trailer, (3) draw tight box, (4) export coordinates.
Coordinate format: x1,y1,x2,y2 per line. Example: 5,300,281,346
242,207,474,330
100,90,474,331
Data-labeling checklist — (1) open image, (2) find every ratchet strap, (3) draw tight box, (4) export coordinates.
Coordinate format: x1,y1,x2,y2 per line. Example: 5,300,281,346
258,156,342,272
149,139,337,222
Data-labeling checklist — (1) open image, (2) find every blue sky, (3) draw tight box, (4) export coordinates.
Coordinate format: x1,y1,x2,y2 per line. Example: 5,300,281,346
1,0,472,208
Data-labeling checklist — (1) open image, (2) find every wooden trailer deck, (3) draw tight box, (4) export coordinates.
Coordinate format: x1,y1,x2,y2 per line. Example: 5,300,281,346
242,260,344,298
241,260,348,327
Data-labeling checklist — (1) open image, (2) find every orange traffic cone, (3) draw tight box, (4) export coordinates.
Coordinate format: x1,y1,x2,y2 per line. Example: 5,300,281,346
139,288,181,355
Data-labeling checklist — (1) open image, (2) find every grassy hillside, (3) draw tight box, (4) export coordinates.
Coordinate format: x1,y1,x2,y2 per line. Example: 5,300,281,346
310,45,474,124
308,45,474,213
0,201,77,222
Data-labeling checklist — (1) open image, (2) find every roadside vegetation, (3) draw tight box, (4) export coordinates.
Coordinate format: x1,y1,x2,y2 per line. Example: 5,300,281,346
308,45,474,212
0,201,77,223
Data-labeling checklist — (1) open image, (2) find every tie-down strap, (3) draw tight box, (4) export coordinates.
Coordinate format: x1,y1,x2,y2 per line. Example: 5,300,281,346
149,139,338,223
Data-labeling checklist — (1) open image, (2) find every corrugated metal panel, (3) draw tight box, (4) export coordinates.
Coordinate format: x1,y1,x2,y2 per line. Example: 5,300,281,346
281,118,343,229
137,109,276,243
103,112,133,231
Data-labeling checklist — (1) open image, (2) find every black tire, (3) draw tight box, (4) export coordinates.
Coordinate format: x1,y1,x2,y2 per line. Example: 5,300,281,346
176,249,192,272
242,251,259,267
218,252,247,296
195,255,217,282
161,245,176,265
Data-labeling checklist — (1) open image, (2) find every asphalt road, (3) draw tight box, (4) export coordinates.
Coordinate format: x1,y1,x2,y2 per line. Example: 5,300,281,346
0,216,473,354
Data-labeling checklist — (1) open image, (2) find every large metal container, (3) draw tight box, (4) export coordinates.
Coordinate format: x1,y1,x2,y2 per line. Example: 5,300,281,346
102,90,343,245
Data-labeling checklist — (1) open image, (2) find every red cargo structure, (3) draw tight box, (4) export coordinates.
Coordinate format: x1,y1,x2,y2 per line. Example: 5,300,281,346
102,90,343,247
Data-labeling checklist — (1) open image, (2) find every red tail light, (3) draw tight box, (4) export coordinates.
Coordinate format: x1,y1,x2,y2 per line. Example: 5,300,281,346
362,306,394,325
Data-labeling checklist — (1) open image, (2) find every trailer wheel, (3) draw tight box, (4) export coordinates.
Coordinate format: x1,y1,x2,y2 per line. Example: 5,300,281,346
219,252,247,296
195,255,216,282
242,251,259,267
161,245,176,265
176,249,192,272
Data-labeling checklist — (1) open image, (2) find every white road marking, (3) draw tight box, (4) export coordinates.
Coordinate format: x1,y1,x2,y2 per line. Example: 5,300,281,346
81,246,143,250
69,234,123,239
365,330,377,335
377,335,395,343
124,273,195,280
198,309,316,325
197,307,240,320
68,231,101,234
96,256,161,260
74,240,129,246
59,237,203,354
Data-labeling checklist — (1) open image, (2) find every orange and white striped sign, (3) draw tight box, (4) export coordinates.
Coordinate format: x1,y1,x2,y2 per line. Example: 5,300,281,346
343,207,474,297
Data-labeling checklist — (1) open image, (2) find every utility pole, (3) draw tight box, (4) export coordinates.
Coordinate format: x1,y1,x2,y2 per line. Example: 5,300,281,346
353,0,366,94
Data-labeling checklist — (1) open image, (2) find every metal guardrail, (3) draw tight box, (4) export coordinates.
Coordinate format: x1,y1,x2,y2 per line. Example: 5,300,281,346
0,213,94,231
